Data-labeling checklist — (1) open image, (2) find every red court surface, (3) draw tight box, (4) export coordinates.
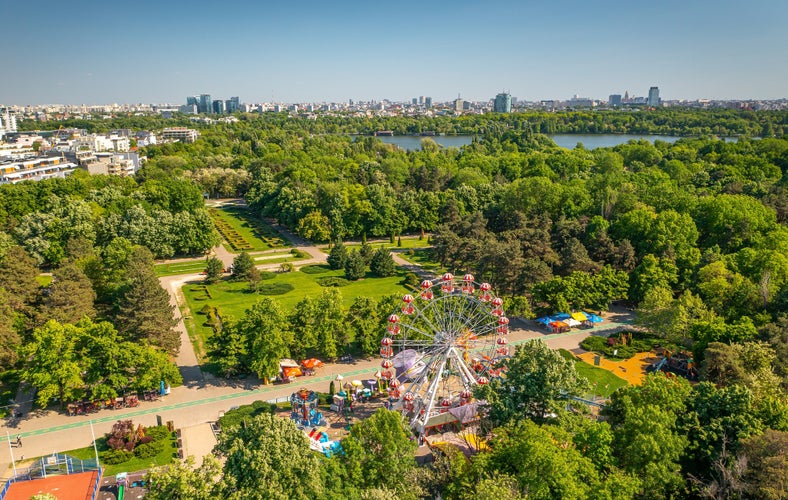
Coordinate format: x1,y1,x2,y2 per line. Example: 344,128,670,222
5,471,99,500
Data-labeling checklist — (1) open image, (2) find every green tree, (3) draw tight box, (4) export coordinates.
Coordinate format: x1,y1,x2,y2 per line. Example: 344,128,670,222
370,247,396,277
116,248,179,353
296,210,331,243
145,455,223,500
208,320,249,378
243,298,291,383
314,288,344,358
739,430,788,499
482,420,610,500
37,263,97,325
327,241,347,270
0,288,21,369
0,245,39,312
231,251,254,281
344,249,366,281
346,296,380,356
477,340,588,425
21,320,84,407
339,408,417,495
204,257,224,284
216,413,324,499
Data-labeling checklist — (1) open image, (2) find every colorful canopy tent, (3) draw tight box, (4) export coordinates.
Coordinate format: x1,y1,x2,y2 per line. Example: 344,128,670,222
535,316,552,327
301,358,324,369
549,321,570,333
553,312,571,321
565,318,581,327
571,312,588,322
582,312,604,323
280,358,299,368
282,366,302,378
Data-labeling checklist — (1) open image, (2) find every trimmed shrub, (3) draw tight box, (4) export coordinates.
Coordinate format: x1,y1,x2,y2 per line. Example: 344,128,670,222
258,270,277,281
134,442,158,458
100,449,133,465
301,265,330,275
257,283,295,295
316,276,350,287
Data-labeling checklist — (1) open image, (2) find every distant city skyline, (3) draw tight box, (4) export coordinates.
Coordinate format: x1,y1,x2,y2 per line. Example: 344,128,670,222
2,0,787,105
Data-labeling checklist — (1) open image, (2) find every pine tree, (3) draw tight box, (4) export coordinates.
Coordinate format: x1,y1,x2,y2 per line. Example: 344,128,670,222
205,257,224,284
232,252,255,281
344,250,366,281
370,247,396,277
116,248,179,353
327,242,347,270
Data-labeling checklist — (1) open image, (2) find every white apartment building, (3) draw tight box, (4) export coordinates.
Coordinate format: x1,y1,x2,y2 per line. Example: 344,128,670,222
0,156,77,184
160,127,199,143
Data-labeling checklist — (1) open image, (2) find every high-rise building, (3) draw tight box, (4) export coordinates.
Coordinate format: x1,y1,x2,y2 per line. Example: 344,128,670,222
419,96,425,105
493,92,512,113
647,87,660,107
213,100,226,114
609,94,622,107
186,96,199,107
199,94,212,114
226,97,240,113
425,97,432,108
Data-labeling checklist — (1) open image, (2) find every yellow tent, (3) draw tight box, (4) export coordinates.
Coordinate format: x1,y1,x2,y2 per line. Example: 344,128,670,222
571,312,588,322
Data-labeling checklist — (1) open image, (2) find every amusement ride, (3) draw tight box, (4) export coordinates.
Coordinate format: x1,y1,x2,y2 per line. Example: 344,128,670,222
381,273,509,433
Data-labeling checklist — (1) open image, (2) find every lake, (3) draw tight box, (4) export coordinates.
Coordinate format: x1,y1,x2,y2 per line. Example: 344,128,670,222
371,133,740,151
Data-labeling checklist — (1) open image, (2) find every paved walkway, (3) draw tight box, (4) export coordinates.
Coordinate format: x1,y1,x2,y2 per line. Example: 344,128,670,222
180,423,217,467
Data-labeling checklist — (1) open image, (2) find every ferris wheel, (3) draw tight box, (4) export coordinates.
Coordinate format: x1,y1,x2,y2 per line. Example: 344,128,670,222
380,273,509,433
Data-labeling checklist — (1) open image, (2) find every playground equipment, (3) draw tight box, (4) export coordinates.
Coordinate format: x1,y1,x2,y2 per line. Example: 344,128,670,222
115,472,127,500
290,389,325,427
651,349,698,380
306,427,344,457
383,275,508,433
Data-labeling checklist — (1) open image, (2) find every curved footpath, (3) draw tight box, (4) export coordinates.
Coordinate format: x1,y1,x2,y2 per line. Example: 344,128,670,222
0,211,630,479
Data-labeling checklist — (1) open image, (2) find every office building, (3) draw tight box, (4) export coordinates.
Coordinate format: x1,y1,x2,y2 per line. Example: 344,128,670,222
412,98,418,105
425,97,432,108
493,92,512,113
648,87,660,107
609,94,622,107
186,96,199,107
213,99,226,114
454,97,464,112
198,94,212,114
226,96,240,113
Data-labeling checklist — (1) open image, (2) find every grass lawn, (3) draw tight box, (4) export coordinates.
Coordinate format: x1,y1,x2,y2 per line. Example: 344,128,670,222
181,267,411,360
558,349,628,398
155,260,209,277
321,236,428,253
52,430,178,476
210,206,289,252
397,248,445,273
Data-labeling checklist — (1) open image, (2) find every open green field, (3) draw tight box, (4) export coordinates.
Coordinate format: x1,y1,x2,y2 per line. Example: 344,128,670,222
51,429,178,476
397,248,445,273
321,236,428,253
155,260,209,277
181,266,411,360
558,349,628,398
209,206,289,252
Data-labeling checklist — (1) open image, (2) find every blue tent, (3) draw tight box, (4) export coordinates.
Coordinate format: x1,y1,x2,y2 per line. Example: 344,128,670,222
553,312,571,321
583,312,604,323
535,316,551,327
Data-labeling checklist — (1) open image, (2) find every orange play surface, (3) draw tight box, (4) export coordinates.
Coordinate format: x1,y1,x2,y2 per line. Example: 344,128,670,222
577,351,658,386
4,471,99,500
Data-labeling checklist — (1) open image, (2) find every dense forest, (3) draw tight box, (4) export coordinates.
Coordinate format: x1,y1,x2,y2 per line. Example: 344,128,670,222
4,109,788,497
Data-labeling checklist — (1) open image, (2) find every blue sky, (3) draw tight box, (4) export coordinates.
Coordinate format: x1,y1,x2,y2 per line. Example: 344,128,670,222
3,0,787,104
